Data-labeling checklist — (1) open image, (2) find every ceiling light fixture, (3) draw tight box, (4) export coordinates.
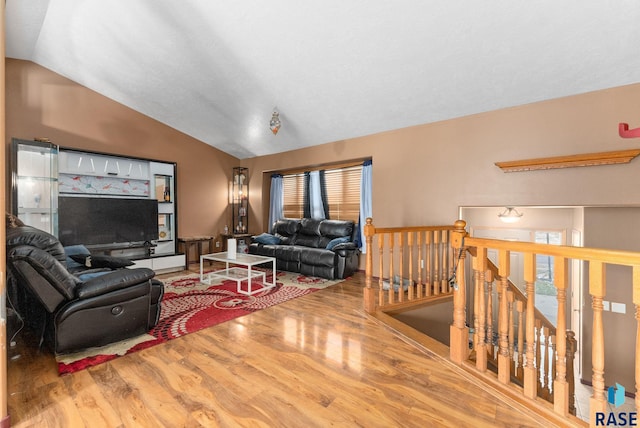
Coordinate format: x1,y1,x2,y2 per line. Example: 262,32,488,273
498,207,523,223
269,108,281,135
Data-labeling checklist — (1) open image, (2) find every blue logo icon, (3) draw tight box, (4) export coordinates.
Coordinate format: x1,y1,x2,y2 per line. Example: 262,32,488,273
608,383,625,408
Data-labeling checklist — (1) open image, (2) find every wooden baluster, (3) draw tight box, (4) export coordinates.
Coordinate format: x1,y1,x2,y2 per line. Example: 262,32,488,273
566,331,577,415
486,269,494,357
508,290,515,375
497,249,511,384
364,218,375,313
474,247,488,372
378,232,385,307
408,232,414,301
535,319,542,393
450,220,469,363
398,232,404,303
542,326,550,399
550,334,557,403
441,230,449,293
426,231,432,296
417,231,424,298
553,256,569,415
472,269,480,361
633,266,640,413
389,233,395,304
447,231,454,294
434,230,441,295
523,252,537,399
516,300,525,381
589,261,607,425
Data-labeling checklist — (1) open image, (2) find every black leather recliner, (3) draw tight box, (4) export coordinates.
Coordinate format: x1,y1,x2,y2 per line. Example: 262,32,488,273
6,225,164,354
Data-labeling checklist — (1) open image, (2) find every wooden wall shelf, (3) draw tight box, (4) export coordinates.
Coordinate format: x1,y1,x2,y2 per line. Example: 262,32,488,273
495,149,640,172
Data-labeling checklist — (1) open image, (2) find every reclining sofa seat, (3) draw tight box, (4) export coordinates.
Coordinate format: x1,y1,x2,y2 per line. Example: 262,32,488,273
6,225,164,354
249,218,360,279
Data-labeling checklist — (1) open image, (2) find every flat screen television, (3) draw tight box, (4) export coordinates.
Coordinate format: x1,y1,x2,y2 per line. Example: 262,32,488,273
58,196,159,247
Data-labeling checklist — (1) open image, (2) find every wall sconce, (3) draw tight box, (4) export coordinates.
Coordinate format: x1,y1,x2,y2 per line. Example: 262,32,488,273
270,109,281,135
498,207,523,223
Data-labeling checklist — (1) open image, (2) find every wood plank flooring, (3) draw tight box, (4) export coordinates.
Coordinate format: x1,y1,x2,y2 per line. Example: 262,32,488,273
7,268,550,427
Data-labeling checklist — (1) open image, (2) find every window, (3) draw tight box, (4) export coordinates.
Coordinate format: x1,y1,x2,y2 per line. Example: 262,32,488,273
282,173,305,219
281,164,362,222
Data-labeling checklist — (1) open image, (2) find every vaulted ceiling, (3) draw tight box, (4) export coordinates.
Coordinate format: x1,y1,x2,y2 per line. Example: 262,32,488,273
6,1,640,159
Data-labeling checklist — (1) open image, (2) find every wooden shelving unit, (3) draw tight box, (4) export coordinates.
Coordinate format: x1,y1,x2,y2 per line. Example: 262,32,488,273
495,149,640,172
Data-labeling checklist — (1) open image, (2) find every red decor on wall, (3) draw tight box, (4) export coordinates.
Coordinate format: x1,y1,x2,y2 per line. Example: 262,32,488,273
619,122,640,138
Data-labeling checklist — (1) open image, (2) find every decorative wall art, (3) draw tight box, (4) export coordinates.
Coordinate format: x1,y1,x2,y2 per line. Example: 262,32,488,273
59,173,150,196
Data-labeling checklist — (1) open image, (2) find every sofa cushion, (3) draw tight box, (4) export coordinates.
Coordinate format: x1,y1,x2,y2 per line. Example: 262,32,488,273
294,234,322,248
299,248,336,268
300,218,323,236
273,219,301,236
272,219,301,245
275,245,301,262
250,243,277,257
7,226,67,264
319,220,354,238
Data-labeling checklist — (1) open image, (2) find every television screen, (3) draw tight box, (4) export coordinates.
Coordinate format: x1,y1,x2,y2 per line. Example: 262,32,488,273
58,196,159,247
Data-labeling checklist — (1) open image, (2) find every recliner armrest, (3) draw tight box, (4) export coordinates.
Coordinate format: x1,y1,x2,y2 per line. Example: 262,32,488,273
331,242,359,256
76,268,156,299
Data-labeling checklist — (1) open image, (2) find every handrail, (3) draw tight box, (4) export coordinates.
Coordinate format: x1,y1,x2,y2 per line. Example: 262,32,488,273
466,236,640,266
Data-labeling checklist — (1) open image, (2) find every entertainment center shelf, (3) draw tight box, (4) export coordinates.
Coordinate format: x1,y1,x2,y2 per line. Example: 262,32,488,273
11,139,185,274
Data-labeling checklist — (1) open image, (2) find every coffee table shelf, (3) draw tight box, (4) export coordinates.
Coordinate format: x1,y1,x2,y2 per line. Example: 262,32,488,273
200,252,276,296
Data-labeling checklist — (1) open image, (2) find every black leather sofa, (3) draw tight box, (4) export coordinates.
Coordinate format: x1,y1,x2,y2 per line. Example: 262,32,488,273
6,224,164,354
248,218,360,279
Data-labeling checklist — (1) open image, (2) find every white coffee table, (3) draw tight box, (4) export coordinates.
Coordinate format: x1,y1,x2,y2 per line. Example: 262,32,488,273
200,252,276,296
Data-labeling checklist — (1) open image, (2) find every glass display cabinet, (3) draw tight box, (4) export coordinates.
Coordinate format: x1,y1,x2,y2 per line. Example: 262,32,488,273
11,138,59,235
231,167,248,234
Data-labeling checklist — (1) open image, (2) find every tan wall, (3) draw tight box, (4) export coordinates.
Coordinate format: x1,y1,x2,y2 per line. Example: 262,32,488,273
243,82,640,233
5,59,239,238
8,59,640,249
582,207,640,393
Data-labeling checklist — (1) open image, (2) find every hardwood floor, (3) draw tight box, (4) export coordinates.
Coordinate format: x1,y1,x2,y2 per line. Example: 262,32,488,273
7,268,550,427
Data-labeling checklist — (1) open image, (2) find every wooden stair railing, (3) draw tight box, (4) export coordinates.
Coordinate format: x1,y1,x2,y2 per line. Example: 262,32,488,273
365,218,639,427
363,218,457,313
449,219,640,427
479,258,577,414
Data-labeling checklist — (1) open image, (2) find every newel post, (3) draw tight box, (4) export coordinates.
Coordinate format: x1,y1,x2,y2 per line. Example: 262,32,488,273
450,219,469,364
364,218,376,313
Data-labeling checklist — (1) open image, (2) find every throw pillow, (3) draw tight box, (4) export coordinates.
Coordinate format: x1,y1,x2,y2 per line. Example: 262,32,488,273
326,236,350,250
64,244,91,269
253,233,282,245
70,254,135,269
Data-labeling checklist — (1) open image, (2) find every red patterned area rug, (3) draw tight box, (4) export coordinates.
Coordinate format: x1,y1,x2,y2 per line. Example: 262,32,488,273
56,270,342,375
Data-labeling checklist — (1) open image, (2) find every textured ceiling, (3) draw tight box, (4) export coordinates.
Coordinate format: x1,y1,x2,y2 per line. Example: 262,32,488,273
6,1,640,159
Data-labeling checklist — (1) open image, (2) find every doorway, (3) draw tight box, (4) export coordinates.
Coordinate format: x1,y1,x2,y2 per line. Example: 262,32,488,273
459,206,584,374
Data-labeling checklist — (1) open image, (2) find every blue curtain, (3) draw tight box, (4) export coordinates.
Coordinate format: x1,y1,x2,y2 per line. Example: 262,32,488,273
357,159,372,253
268,174,283,232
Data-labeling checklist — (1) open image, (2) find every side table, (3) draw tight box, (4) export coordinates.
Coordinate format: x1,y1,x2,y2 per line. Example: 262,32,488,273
220,233,252,252
178,236,215,265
